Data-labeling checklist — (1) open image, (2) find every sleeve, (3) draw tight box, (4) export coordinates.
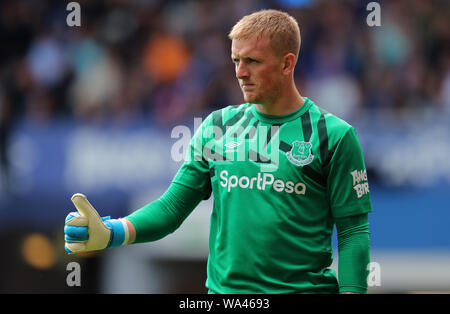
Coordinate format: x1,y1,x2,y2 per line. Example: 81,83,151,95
126,182,206,243
335,213,370,294
172,113,213,199
327,127,372,218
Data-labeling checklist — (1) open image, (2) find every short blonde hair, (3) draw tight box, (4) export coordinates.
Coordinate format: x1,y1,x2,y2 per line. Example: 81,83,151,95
228,9,301,58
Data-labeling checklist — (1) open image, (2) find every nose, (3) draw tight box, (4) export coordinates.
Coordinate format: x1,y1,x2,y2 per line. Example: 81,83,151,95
235,61,249,79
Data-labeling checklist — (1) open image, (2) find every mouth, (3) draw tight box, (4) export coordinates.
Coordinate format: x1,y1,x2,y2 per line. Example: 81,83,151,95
241,83,255,90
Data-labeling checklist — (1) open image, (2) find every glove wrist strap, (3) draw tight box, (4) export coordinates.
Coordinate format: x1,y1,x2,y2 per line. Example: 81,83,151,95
106,219,129,248
119,218,130,245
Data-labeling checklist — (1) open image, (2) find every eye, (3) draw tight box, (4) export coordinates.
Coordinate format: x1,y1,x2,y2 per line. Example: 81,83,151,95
246,58,260,64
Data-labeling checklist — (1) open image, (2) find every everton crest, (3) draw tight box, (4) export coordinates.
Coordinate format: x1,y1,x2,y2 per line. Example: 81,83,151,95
286,141,314,166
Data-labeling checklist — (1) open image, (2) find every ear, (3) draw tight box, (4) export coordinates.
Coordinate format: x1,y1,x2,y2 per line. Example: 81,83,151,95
282,53,296,75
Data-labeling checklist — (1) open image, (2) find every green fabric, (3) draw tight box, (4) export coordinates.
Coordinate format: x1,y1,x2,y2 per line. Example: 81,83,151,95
173,98,372,293
126,182,205,243
127,97,373,293
335,213,370,294
127,184,371,293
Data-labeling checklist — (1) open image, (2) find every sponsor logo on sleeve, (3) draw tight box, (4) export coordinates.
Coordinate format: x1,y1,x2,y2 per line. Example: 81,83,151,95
351,169,370,198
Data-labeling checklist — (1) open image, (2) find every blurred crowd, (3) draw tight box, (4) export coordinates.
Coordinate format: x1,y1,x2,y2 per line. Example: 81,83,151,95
0,0,449,128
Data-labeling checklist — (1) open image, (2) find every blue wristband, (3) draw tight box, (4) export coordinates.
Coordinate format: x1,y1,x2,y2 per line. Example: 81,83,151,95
104,219,126,248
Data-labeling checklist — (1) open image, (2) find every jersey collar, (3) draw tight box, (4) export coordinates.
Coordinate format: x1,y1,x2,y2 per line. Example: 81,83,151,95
250,97,313,124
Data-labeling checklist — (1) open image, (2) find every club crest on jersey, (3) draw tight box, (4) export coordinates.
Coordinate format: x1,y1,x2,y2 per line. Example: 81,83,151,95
286,141,314,166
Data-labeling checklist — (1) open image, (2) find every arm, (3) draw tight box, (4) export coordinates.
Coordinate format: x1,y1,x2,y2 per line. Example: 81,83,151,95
323,127,372,292
125,181,206,244
64,182,207,253
123,219,136,244
335,213,370,294
65,113,212,253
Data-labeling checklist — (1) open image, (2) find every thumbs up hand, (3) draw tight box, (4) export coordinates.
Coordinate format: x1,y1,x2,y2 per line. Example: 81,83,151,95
64,193,129,254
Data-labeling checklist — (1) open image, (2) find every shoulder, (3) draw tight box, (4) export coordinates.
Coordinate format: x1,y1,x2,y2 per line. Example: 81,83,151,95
308,100,354,141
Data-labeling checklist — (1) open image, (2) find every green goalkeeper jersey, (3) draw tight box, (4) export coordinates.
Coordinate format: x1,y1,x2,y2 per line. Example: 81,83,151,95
172,97,372,293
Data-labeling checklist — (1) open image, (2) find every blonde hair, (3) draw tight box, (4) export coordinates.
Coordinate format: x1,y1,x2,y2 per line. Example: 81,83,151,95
228,9,301,58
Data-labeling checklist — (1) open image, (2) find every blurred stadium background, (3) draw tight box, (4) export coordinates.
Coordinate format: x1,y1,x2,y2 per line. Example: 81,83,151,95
0,0,449,293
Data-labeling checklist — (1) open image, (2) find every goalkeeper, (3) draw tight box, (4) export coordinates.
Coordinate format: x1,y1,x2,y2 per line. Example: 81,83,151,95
65,9,372,294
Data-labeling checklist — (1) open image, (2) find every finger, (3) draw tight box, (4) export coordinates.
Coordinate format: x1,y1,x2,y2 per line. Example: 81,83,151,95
65,242,86,254
64,225,89,242
71,194,104,225
65,212,88,226
71,193,111,251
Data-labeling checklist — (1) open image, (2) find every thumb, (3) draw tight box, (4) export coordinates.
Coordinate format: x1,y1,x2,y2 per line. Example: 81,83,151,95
71,193,104,226
65,211,88,226
71,193,111,251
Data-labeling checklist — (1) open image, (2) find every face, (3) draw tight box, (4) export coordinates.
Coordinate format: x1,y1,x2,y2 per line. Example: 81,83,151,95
231,36,284,105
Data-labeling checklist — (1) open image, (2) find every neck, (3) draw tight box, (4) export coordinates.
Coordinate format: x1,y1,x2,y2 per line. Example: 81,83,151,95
255,81,304,116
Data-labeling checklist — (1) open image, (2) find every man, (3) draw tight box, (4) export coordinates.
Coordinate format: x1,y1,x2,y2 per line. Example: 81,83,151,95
65,9,372,294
